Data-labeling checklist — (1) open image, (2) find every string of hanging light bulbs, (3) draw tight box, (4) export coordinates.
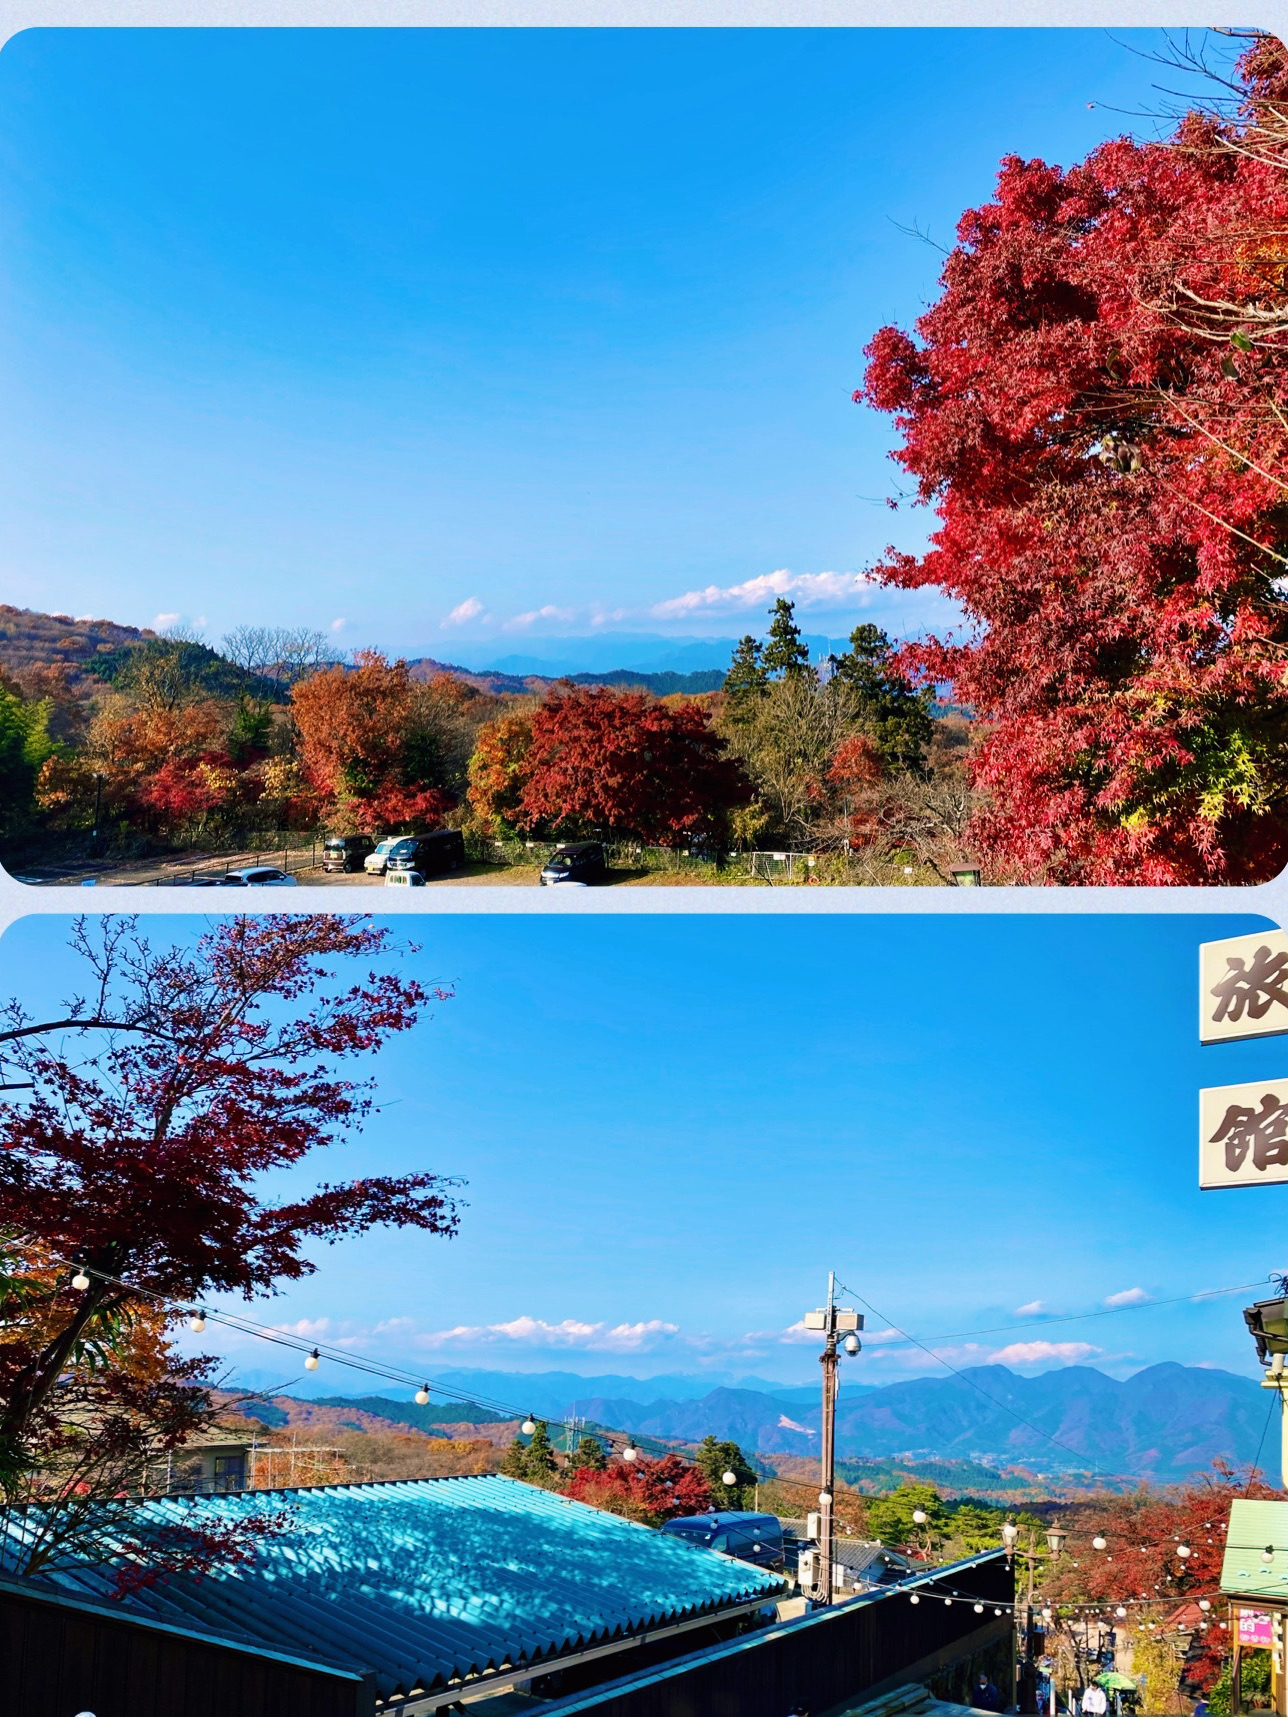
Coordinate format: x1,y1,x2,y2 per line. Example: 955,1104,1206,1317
61,1255,649,1463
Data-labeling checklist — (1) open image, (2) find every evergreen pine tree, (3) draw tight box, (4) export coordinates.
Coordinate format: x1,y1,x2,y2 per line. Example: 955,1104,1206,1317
500,1435,530,1479
761,599,812,681
722,635,769,720
694,1435,758,1511
568,1434,608,1472
831,623,935,773
524,1420,558,1485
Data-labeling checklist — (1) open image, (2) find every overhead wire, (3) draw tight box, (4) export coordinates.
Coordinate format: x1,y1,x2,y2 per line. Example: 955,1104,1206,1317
36,1250,645,1459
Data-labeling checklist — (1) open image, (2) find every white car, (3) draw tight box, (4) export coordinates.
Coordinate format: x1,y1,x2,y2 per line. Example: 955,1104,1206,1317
364,838,401,876
222,866,299,887
384,869,425,888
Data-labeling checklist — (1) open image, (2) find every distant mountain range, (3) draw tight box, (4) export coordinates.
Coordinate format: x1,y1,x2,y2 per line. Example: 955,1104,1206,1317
242,1363,1269,1485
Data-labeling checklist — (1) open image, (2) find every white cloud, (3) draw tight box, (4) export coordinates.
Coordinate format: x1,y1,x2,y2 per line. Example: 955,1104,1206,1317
502,604,578,633
988,1340,1099,1367
330,617,348,633
1105,1288,1150,1307
1015,1301,1046,1317
651,569,877,620
271,1317,332,1339
152,612,181,630
442,597,485,629
413,1315,680,1353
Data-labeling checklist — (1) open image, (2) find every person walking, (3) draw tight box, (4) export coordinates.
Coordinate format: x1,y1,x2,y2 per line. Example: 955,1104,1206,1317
972,1673,1003,1712
1081,1682,1108,1717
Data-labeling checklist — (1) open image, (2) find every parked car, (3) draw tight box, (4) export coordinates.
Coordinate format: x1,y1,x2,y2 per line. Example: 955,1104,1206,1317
221,866,299,887
384,831,465,877
321,835,375,874
659,1512,785,1571
384,868,425,888
539,841,607,886
364,837,402,876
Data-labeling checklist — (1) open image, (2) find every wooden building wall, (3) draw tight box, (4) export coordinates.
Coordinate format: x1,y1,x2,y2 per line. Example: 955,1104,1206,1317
0,1577,375,1717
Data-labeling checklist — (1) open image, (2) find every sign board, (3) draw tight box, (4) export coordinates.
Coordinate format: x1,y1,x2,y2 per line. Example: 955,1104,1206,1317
1201,1080,1288,1189
1238,1609,1275,1647
1200,931,1288,1045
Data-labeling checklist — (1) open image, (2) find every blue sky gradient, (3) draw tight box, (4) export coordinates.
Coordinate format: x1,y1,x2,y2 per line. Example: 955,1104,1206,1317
0,27,1225,664
3,909,1284,1389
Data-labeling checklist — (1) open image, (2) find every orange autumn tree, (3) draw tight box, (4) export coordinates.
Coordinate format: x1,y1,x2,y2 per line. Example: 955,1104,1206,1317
290,652,453,833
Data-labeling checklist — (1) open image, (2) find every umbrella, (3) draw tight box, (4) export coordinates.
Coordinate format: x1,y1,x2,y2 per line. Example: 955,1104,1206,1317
1095,1674,1139,1692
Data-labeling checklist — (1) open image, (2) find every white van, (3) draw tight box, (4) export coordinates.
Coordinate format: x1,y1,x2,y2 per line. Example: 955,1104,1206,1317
364,838,401,876
385,868,425,888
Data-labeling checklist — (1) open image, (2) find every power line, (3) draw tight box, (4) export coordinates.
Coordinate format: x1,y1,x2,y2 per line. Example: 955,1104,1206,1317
835,1277,1107,1479
887,1279,1271,1348
34,1250,645,1459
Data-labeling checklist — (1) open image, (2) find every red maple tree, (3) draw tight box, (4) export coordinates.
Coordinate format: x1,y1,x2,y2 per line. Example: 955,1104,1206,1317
858,35,1288,883
1038,1463,1278,1692
563,1452,714,1524
516,686,751,845
0,915,461,1581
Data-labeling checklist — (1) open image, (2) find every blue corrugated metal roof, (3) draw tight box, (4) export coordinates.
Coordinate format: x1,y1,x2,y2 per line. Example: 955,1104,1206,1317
34,1475,786,1701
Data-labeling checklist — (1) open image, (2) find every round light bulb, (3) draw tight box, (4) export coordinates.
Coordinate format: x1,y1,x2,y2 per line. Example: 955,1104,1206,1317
910,1594,920,1605
521,1417,536,1436
1177,1545,1191,1559
72,1268,91,1291
622,1444,637,1462
414,1386,430,1406
943,1597,952,1607
994,1608,1003,1617
912,1509,928,1526
1263,1546,1276,1565
1092,1535,1107,1551
974,1603,984,1614
819,1491,832,1505
1199,1599,1212,1612
305,1348,320,1371
188,1311,206,1333
722,1470,737,1487
1116,1606,1127,1618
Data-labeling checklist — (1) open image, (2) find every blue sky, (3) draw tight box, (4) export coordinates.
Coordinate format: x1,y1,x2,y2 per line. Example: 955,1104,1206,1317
3,909,1285,1390
0,27,1224,666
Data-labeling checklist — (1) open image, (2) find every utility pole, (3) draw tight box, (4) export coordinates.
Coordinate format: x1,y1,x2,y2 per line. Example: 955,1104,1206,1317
804,1272,862,1606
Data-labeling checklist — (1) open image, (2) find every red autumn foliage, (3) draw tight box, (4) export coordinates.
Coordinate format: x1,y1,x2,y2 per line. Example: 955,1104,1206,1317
562,1453,714,1524
858,37,1288,883
516,686,752,845
1039,1462,1278,1691
0,915,461,1460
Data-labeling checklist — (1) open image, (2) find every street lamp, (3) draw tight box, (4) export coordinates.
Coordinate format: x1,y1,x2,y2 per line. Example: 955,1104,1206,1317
950,863,982,886
1047,1524,1068,1558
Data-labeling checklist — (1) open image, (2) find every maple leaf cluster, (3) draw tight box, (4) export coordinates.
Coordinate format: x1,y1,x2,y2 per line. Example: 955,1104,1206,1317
858,35,1288,882
468,685,752,845
0,914,461,1546
562,1452,715,1524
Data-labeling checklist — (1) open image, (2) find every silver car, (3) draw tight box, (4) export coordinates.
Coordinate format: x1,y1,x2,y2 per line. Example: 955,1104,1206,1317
221,866,299,887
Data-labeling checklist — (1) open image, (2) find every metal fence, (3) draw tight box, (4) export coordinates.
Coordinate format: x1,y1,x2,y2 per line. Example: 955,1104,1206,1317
469,834,827,882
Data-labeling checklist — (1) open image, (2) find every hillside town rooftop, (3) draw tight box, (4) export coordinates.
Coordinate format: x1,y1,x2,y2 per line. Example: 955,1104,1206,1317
15,1474,787,1705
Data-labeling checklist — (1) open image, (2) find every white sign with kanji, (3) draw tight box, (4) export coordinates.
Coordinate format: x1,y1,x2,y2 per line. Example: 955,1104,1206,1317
1200,930,1288,1045
1200,1078,1288,1189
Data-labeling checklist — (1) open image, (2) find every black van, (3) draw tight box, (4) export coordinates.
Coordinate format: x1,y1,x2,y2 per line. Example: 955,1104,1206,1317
539,841,608,886
384,829,466,877
321,835,375,874
659,1512,785,1571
